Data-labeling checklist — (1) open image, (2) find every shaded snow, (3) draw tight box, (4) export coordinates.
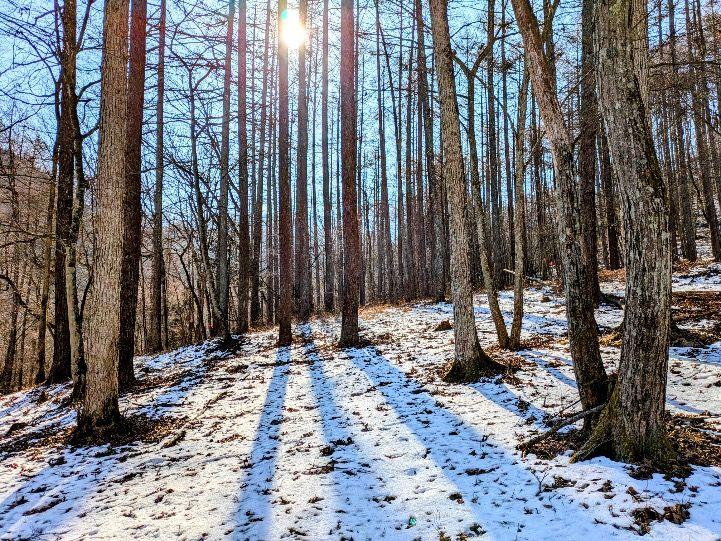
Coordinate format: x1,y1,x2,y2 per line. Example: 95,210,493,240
1,282,720,540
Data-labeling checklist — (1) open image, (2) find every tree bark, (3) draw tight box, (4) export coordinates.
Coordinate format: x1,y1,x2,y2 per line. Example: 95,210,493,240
668,0,697,261
148,0,166,352
119,0,147,389
577,0,673,465
216,0,235,341
294,0,312,320
599,127,622,270
278,0,293,345
76,0,129,438
237,0,250,333
511,0,608,426
48,0,76,385
338,0,360,348
321,0,335,312
429,0,501,382
456,51,510,349
578,0,600,302
510,64,530,350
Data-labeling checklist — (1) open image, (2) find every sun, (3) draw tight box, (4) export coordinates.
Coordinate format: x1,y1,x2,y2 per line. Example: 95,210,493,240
280,9,306,50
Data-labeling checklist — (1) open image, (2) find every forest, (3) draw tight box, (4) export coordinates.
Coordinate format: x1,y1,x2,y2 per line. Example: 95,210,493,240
0,0,720,538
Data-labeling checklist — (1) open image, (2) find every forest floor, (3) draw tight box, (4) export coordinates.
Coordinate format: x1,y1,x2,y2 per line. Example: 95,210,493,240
1,262,721,540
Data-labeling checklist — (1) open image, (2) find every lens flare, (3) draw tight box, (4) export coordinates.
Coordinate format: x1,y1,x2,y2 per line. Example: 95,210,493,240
280,9,305,50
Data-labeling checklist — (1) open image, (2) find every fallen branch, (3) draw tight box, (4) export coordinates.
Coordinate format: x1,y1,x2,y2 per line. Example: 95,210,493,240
502,269,544,284
518,403,607,451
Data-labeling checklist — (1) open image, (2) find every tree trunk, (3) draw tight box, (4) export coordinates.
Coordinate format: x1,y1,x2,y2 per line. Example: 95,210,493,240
428,0,502,382
577,0,673,465
278,0,293,345
119,0,147,390
457,53,510,349
148,0,166,353
685,0,721,261
375,0,393,302
251,0,271,324
415,0,443,301
321,0,335,312
237,0,250,333
35,141,57,384
510,65,530,350
48,0,76,385
216,0,235,341
511,0,608,427
294,0,312,320
578,0,600,302
67,102,89,401
76,0,129,439
600,127,622,270
338,0,360,348
668,0,697,261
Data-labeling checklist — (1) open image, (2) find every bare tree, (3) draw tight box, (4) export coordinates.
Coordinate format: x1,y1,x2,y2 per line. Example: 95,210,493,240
511,0,608,426
76,0,130,438
119,0,148,389
428,0,502,381
338,0,360,348
576,0,673,464
148,0,166,352
277,0,293,345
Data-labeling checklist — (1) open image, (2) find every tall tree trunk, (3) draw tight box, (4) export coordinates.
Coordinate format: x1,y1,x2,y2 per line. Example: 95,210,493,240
404,20,416,300
35,135,58,384
415,0,443,301
338,0,360,347
510,65,530,350
278,0,293,345
294,0,312,320
428,0,502,382
457,52,510,349
76,0,129,438
48,0,76,385
685,0,721,260
67,102,89,401
119,0,147,389
217,0,235,340
321,0,335,312
511,0,608,427
668,0,697,261
577,0,673,465
578,0,600,302
375,0,393,301
486,0,504,282
148,0,166,352
237,0,251,333
251,0,272,324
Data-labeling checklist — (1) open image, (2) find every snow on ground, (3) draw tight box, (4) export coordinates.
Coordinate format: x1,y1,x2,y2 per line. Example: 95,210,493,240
1,270,720,540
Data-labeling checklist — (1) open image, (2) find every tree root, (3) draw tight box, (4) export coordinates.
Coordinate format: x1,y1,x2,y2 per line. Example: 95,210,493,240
442,348,507,383
572,389,676,466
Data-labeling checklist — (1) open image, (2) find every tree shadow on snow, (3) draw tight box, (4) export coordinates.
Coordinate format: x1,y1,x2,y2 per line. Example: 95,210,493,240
339,345,625,540
233,347,291,541
302,331,406,537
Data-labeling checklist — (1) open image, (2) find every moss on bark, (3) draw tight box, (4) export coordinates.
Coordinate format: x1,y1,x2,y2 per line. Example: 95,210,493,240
573,387,676,466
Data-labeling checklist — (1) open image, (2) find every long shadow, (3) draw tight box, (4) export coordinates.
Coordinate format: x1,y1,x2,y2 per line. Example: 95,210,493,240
0,341,225,537
301,331,406,537
343,346,629,539
527,348,714,416
233,347,291,541
670,344,721,368
522,350,579,390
